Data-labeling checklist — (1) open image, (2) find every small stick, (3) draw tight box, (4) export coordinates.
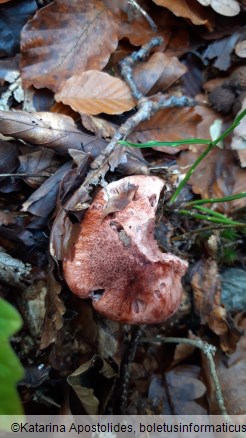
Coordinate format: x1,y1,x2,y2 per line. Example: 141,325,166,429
140,336,229,418
128,0,157,33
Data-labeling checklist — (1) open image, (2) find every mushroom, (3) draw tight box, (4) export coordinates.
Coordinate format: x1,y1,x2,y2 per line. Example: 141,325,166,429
63,175,188,324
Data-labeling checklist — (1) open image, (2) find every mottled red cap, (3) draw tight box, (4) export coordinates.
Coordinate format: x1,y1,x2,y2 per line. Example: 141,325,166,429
63,175,188,324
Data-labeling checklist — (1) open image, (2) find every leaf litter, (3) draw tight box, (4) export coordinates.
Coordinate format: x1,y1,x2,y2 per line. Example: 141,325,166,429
0,0,245,418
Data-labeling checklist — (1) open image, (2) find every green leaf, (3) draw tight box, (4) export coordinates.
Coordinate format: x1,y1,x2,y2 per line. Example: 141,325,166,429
0,298,24,422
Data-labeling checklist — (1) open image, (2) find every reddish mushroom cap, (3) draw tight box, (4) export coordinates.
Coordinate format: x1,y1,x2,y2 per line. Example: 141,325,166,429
63,175,188,324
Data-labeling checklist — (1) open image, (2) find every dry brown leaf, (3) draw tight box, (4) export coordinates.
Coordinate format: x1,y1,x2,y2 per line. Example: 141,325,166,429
197,0,240,16
204,314,246,414
55,71,136,116
40,268,66,349
20,0,119,92
133,52,187,96
191,258,239,353
0,110,106,155
81,114,115,140
152,0,210,26
18,149,60,188
149,365,207,414
191,258,226,332
178,146,246,213
129,107,201,154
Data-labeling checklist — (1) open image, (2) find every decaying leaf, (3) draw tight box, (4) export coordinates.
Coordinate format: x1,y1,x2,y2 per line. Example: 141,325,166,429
0,110,106,155
40,268,66,350
0,0,37,57
67,355,117,414
133,52,187,96
129,107,201,153
0,140,18,179
148,365,207,414
20,0,119,92
191,258,240,353
55,70,136,116
178,146,246,212
18,149,60,188
21,161,73,218
203,314,246,414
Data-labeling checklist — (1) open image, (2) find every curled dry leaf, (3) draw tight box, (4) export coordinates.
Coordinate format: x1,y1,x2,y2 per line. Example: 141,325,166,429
63,175,188,324
81,114,115,140
129,107,201,154
18,149,60,188
21,161,73,218
0,110,105,155
152,0,211,26
40,268,66,350
178,147,246,212
191,258,226,332
20,0,119,92
55,71,136,116
67,355,117,415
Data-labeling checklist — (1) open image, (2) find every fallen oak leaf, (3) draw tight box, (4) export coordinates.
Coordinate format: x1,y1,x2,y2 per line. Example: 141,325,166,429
55,70,136,116
20,0,119,92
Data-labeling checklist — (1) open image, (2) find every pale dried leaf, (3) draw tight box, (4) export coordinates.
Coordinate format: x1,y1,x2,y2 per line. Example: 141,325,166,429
235,40,246,58
211,0,240,16
20,0,119,92
152,0,209,26
55,71,135,116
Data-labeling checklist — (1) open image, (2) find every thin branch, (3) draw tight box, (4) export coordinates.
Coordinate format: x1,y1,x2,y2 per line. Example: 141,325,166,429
140,336,230,419
120,326,146,414
128,0,157,32
171,223,246,241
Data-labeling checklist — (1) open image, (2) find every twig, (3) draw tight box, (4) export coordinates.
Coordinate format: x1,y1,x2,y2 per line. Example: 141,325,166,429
128,0,157,32
51,37,199,261
171,223,246,241
140,336,230,419
0,173,52,178
91,38,196,172
120,325,146,414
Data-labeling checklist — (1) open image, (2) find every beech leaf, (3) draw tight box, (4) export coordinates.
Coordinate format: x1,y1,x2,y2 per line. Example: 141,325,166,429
130,107,201,154
0,110,105,155
152,0,210,26
20,0,119,92
55,71,136,116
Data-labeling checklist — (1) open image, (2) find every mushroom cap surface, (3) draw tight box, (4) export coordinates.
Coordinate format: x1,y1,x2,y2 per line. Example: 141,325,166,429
63,175,188,324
